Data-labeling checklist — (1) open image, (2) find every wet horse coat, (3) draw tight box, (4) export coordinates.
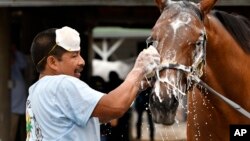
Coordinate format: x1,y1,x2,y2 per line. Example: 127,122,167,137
149,0,250,141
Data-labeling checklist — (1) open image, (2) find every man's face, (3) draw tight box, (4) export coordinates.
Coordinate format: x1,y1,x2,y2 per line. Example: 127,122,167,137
56,51,85,78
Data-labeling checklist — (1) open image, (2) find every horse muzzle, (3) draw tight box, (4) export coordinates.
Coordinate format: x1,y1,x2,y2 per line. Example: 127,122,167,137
149,81,180,125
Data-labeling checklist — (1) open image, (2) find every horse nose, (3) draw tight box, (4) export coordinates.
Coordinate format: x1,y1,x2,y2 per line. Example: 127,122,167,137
150,82,180,125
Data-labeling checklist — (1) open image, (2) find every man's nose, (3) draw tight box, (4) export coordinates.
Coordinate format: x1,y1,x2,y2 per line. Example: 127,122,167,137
79,56,85,66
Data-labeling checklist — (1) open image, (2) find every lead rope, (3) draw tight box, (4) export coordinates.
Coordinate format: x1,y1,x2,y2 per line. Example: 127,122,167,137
190,75,250,119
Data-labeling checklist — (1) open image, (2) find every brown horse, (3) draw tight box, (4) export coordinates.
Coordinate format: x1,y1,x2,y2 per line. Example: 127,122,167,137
148,0,250,140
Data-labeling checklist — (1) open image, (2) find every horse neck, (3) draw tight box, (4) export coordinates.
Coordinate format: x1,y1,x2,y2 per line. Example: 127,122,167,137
186,14,250,141
186,15,250,141
196,14,250,119
203,15,250,98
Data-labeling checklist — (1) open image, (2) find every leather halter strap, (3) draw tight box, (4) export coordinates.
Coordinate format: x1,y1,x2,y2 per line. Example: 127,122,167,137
157,63,250,119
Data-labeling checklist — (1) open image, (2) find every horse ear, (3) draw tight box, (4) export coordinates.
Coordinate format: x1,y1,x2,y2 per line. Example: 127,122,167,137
155,0,169,12
198,0,217,15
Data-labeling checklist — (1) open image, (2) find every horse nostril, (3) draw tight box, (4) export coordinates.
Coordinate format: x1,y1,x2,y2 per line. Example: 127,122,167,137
173,98,178,104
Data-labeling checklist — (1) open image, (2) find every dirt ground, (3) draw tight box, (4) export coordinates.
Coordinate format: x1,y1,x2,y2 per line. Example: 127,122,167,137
130,109,187,141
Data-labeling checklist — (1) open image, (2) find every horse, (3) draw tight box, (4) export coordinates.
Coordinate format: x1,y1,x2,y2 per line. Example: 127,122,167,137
147,0,250,140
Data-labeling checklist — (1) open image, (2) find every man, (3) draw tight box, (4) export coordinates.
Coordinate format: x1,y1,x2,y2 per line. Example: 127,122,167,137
26,26,160,141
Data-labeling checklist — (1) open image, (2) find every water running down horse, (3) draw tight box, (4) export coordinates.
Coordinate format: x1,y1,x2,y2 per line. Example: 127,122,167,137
148,0,250,140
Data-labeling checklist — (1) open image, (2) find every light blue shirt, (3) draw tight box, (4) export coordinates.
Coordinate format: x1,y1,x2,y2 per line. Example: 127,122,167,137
26,75,104,141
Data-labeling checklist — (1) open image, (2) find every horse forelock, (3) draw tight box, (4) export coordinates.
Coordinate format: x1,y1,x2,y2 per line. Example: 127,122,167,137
162,1,203,20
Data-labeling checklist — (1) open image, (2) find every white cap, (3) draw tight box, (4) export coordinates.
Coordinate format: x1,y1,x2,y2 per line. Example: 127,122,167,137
55,26,80,51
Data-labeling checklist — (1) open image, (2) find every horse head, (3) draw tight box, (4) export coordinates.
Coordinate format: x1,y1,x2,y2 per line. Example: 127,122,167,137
149,0,217,125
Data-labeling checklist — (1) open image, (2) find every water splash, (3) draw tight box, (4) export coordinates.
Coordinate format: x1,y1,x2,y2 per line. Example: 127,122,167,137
160,128,166,141
170,16,192,37
171,126,178,139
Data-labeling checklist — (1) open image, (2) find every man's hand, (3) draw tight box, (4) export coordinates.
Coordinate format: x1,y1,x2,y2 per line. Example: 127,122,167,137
133,46,160,77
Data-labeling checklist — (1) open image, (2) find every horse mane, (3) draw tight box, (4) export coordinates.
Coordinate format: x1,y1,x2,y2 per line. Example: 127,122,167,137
212,10,250,53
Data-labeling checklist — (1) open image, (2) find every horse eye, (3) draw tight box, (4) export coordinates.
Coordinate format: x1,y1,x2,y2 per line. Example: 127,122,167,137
147,42,154,47
146,37,154,47
196,41,202,46
146,37,159,48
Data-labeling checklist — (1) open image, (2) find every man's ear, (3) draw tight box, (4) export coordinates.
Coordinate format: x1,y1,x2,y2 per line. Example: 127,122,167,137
46,56,58,71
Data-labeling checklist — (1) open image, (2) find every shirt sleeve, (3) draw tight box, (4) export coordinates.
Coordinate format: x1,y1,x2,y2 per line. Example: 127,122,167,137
56,76,104,127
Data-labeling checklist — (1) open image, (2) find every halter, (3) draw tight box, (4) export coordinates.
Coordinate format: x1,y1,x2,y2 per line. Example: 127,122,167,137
152,28,250,119
153,29,206,94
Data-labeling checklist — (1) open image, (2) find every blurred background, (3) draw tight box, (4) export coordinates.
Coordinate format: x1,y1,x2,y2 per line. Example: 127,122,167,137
0,0,250,141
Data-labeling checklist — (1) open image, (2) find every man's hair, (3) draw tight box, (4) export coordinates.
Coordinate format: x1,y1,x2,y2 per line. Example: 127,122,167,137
30,28,67,72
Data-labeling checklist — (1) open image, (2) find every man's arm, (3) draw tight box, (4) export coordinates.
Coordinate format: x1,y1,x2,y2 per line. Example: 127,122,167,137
92,69,143,123
92,46,160,123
